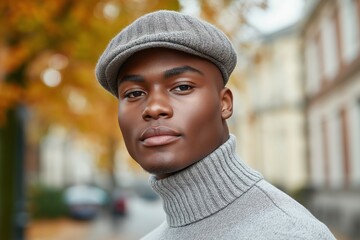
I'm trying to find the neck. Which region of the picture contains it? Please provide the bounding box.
[149,134,263,227]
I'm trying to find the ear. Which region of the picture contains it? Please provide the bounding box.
[220,87,233,120]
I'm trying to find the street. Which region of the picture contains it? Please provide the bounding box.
[89,196,165,240]
[27,196,165,240]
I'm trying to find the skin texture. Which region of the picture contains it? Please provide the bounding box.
[117,48,233,179]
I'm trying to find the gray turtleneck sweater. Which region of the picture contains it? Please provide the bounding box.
[142,135,335,240]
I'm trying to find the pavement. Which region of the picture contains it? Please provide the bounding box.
[26,218,92,240]
[26,196,165,240]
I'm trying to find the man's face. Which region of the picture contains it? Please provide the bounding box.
[117,48,233,179]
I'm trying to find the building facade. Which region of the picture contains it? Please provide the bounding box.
[235,25,307,192]
[302,0,360,237]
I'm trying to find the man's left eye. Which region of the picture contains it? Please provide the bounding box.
[173,85,193,91]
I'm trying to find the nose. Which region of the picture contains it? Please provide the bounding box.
[142,91,173,121]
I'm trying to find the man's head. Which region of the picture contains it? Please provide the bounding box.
[95,10,237,178]
[96,10,237,97]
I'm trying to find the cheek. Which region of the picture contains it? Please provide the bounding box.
[118,102,136,124]
[185,97,221,126]
[118,106,136,141]
[118,116,138,160]
[117,107,125,132]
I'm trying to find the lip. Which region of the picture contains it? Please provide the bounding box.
[140,126,181,147]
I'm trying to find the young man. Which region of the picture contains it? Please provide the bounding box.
[96,10,335,239]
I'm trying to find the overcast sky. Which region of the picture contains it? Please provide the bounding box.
[248,0,305,33]
[180,0,305,34]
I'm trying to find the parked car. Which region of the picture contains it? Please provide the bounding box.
[133,181,159,201]
[63,184,107,220]
[110,189,128,216]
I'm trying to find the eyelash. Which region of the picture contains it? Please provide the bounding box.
[172,84,193,92]
[122,83,194,99]
[124,90,145,99]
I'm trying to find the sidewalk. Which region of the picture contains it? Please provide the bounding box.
[26,218,91,240]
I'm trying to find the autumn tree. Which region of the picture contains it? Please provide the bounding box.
[0,0,267,239]
[0,0,180,239]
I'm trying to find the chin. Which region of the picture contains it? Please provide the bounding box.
[139,160,181,178]
[143,164,174,175]
[135,151,177,170]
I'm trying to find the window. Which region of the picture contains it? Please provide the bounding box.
[320,11,339,80]
[339,107,351,188]
[338,0,360,63]
[305,37,321,95]
[321,118,331,187]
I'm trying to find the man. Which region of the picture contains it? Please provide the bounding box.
[96,10,335,240]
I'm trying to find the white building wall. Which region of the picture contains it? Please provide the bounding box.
[238,34,306,191]
[308,112,325,187]
[254,116,265,171]
[320,8,339,80]
[283,40,303,103]
[68,142,95,184]
[259,58,272,107]
[262,110,307,189]
[285,112,306,189]
[308,73,360,188]
[39,126,98,188]
[327,111,344,188]
[338,0,360,63]
[40,126,67,187]
[270,46,285,104]
[348,76,360,186]
[305,37,321,96]
[262,113,285,186]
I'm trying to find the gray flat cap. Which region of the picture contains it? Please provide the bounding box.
[95,10,237,97]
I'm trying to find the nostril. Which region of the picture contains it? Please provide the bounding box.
[141,97,173,120]
[159,113,169,117]
[143,114,151,120]
[142,112,170,121]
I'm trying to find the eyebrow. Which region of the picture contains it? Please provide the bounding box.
[118,74,144,85]
[164,65,204,78]
[118,65,204,85]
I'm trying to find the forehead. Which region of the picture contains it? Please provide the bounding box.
[123,48,208,72]
[118,48,223,86]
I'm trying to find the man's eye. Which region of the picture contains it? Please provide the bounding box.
[173,85,193,92]
[124,90,145,98]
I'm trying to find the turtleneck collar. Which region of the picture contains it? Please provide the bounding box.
[149,134,263,227]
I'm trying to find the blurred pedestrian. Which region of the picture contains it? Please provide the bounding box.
[95,10,335,240]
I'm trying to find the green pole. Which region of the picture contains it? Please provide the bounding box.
[0,106,26,240]
[0,109,18,240]
[0,64,26,240]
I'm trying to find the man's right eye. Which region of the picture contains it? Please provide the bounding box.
[124,90,145,98]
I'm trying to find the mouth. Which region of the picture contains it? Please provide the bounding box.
[140,126,181,147]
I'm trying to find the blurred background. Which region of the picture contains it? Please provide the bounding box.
[0,0,359,239]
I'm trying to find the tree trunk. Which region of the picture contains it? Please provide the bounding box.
[0,63,26,240]
[0,106,26,240]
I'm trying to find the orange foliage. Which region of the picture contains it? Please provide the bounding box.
[0,0,180,173]
[0,82,23,124]
[0,43,30,74]
[0,0,265,172]
[0,0,180,134]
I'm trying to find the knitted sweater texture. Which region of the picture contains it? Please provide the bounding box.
[141,135,335,240]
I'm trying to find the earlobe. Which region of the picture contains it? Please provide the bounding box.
[221,88,233,119]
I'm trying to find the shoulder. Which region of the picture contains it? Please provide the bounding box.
[140,221,167,240]
[249,180,336,239]
[253,180,314,219]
